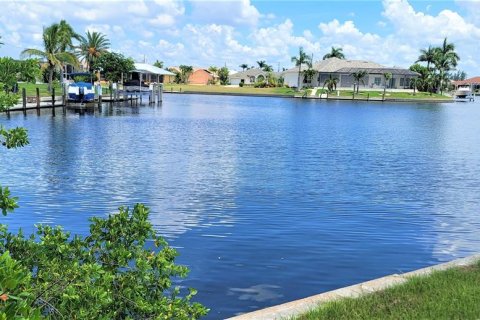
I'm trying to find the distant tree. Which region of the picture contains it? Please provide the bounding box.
[0,58,41,89]
[256,60,267,68]
[93,51,134,83]
[415,38,460,94]
[239,63,248,71]
[410,77,419,95]
[433,38,460,94]
[323,74,338,92]
[323,47,345,60]
[383,72,392,97]
[77,31,110,72]
[291,47,310,90]
[0,58,21,93]
[303,67,316,85]
[417,45,436,71]
[179,65,193,84]
[351,70,368,93]
[409,63,430,92]
[218,67,229,85]
[56,20,82,52]
[262,65,273,72]
[0,35,3,46]
[168,68,182,84]
[449,70,467,81]
[208,66,218,76]
[153,60,164,69]
[22,20,79,91]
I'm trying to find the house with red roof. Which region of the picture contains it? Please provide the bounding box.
[452,77,480,94]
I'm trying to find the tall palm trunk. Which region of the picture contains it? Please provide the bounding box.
[48,66,54,93]
[297,64,301,90]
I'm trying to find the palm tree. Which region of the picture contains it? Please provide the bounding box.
[351,70,368,93]
[22,21,79,92]
[77,31,110,72]
[179,65,193,84]
[263,65,273,72]
[57,20,81,52]
[153,60,164,68]
[417,45,436,70]
[323,47,345,60]
[291,47,310,90]
[411,77,419,95]
[239,63,248,72]
[303,67,316,86]
[433,38,460,94]
[323,75,338,92]
[383,72,392,98]
[208,66,218,75]
[436,38,459,67]
[256,60,267,69]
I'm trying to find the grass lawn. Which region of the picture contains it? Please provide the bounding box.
[294,261,480,320]
[336,90,451,100]
[163,84,299,96]
[16,82,62,97]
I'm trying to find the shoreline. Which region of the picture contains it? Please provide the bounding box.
[2,91,456,113]
[165,90,454,103]
[226,254,480,320]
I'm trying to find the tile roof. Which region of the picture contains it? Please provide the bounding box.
[229,68,282,79]
[335,67,419,76]
[284,57,385,73]
[452,77,480,85]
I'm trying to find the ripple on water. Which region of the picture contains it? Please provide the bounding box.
[1,96,480,319]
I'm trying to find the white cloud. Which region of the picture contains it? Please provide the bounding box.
[454,0,480,23]
[382,0,480,72]
[382,0,480,41]
[154,0,185,16]
[1,0,480,75]
[150,14,176,27]
[190,0,261,26]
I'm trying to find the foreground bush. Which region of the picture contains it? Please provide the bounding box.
[0,204,208,319]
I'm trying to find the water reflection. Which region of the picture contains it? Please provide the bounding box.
[1,96,480,319]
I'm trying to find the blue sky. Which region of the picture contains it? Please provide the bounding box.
[1,0,479,75]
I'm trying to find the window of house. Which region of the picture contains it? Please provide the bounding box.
[374,77,381,86]
[400,78,404,87]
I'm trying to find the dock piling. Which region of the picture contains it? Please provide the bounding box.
[159,84,163,103]
[22,88,27,116]
[51,88,56,117]
[36,88,40,115]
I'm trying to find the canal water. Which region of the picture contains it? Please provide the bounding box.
[1,95,480,319]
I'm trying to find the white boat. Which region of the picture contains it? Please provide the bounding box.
[454,87,474,102]
[68,82,95,102]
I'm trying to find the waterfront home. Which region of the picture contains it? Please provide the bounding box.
[129,63,175,84]
[168,67,216,85]
[229,68,283,86]
[452,77,480,94]
[283,57,418,89]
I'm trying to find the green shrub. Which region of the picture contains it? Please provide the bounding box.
[0,251,42,319]
[0,204,208,319]
[253,81,266,88]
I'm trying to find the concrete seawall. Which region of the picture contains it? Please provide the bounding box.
[227,254,480,320]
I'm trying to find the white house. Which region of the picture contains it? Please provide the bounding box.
[284,58,418,89]
[229,68,283,86]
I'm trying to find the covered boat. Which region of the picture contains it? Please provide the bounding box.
[68,82,95,102]
[454,87,474,102]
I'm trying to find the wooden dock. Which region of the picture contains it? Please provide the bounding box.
[3,84,164,116]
